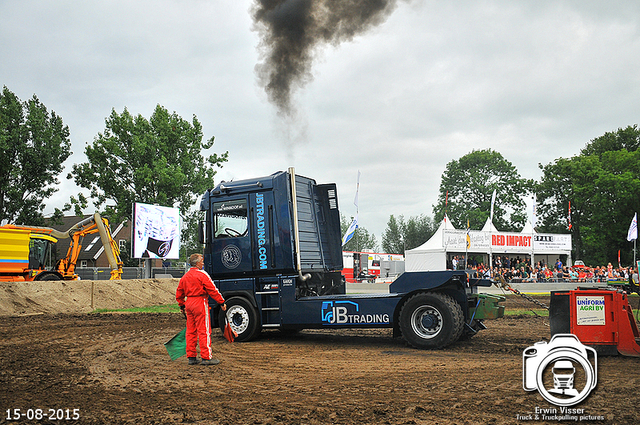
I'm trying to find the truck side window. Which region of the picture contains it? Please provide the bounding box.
[213,199,248,238]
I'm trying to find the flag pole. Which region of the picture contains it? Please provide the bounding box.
[627,212,638,267]
[531,195,536,270]
[465,234,468,271]
[489,189,496,270]
[489,232,493,271]
[445,190,448,222]
[633,212,638,267]
[465,218,470,270]
[355,171,360,253]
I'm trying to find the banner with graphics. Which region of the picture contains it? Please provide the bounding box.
[442,229,571,252]
[132,202,181,259]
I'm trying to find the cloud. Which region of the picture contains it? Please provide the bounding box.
[2,0,640,241]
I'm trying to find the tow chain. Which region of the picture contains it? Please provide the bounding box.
[496,277,549,310]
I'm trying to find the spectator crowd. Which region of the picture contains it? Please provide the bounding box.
[449,255,638,284]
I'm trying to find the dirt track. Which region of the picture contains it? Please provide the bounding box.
[2,299,640,424]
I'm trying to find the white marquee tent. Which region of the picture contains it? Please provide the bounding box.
[405,216,572,272]
[405,215,455,271]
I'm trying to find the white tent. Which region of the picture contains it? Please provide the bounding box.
[520,220,536,234]
[405,215,455,271]
[404,215,571,272]
[481,217,498,232]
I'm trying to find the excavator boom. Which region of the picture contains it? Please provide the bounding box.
[56,213,123,280]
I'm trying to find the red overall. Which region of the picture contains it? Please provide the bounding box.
[176,268,225,360]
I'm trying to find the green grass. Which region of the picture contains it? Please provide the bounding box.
[90,304,180,314]
[92,302,549,317]
[504,308,549,317]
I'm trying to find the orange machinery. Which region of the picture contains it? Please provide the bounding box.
[0,213,123,281]
[550,288,640,357]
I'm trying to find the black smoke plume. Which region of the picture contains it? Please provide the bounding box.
[252,0,400,119]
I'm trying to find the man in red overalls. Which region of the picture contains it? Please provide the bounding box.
[176,253,227,365]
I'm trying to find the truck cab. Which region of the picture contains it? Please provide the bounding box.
[200,168,504,349]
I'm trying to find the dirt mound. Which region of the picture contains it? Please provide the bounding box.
[0,278,180,316]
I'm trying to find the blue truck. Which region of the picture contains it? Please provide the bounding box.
[199,168,504,349]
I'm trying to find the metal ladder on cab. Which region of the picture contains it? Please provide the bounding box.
[256,290,281,328]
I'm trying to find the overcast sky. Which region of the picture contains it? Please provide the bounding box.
[2,0,640,243]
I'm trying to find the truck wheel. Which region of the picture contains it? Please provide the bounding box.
[218,297,260,342]
[36,273,61,281]
[399,292,463,349]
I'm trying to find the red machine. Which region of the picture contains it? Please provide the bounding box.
[550,288,640,357]
[341,251,404,283]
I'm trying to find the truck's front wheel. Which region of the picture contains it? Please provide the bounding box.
[218,297,260,342]
[399,292,463,349]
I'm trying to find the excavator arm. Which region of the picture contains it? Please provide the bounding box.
[56,213,123,280]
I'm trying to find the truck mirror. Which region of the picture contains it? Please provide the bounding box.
[198,221,205,244]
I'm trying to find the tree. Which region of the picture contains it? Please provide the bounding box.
[381,214,437,254]
[432,149,533,231]
[580,124,640,156]
[538,125,640,265]
[117,240,141,268]
[70,105,228,240]
[340,214,378,252]
[381,215,403,254]
[404,214,437,250]
[0,86,71,225]
[180,210,206,262]
[537,155,602,262]
[593,149,640,265]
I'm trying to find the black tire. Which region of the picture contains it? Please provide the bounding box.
[36,273,61,281]
[399,292,464,349]
[218,297,260,342]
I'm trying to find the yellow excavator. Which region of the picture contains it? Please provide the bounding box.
[0,213,123,281]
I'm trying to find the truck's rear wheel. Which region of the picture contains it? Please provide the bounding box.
[218,297,260,342]
[399,292,463,349]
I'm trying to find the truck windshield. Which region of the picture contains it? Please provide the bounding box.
[213,199,248,238]
[29,238,50,269]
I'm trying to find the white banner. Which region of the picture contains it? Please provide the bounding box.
[442,229,571,252]
[576,296,606,325]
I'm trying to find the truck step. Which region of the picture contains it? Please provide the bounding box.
[262,323,280,328]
